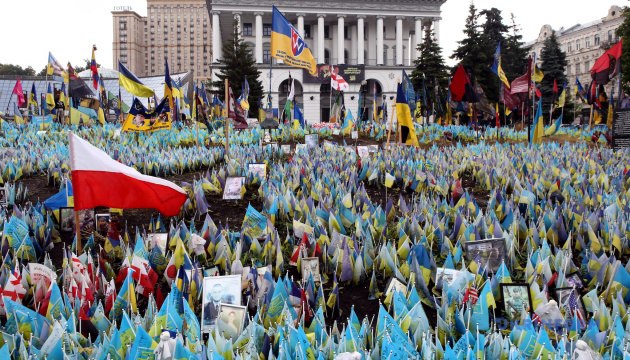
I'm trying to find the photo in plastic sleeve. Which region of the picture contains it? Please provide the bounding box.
[248,163,267,180]
[60,207,75,233]
[305,133,319,148]
[147,233,168,253]
[301,257,321,282]
[78,208,95,233]
[223,176,245,200]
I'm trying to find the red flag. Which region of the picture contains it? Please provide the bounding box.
[510,56,532,94]
[552,79,558,103]
[450,65,479,102]
[227,84,248,129]
[591,39,622,85]
[501,82,520,110]
[69,132,187,217]
[12,77,25,107]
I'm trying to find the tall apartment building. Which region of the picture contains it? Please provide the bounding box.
[207,0,446,123]
[525,6,624,98]
[112,0,212,82]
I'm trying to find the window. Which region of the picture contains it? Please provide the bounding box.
[585,61,590,72]
[324,25,330,39]
[609,30,614,42]
[263,50,271,63]
[304,25,311,38]
[585,37,591,48]
[595,34,600,45]
[243,23,252,36]
[576,39,580,50]
[263,23,272,36]
[344,26,349,39]
[324,49,330,64]
[383,26,386,38]
[344,49,349,62]
[567,65,571,75]
[575,63,580,74]
[567,42,572,52]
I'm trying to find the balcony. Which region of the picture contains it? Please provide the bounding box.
[600,40,620,50]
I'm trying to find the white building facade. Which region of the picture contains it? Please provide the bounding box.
[525,6,624,97]
[207,0,446,123]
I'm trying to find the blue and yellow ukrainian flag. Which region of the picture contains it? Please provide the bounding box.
[271,5,317,75]
[164,57,174,116]
[118,60,155,98]
[395,83,419,148]
[531,99,544,145]
[46,83,55,111]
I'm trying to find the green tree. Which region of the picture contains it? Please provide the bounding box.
[616,7,630,94]
[539,32,568,123]
[0,63,35,76]
[478,7,508,103]
[451,3,488,88]
[502,14,530,84]
[209,21,263,116]
[411,20,448,104]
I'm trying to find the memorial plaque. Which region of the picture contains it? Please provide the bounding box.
[612,108,630,150]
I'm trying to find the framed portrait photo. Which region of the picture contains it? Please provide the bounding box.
[217,303,247,338]
[301,257,320,282]
[60,207,75,233]
[95,213,111,233]
[553,287,586,320]
[351,130,358,139]
[223,176,246,201]
[147,233,168,253]
[201,275,243,332]
[305,133,319,149]
[367,145,379,154]
[500,283,533,321]
[0,186,6,206]
[463,237,507,273]
[77,208,95,233]
[565,272,585,289]
[248,163,267,180]
[384,277,407,297]
[281,144,292,154]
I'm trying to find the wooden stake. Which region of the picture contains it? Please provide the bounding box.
[75,210,82,255]
[225,78,230,158]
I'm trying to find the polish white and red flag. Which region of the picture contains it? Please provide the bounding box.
[69,131,187,217]
[331,73,349,92]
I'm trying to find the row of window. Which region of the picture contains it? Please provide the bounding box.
[150,5,206,13]
[565,30,617,52]
[241,23,371,40]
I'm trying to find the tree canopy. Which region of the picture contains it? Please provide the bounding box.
[0,63,35,76]
[209,21,264,116]
[411,20,448,105]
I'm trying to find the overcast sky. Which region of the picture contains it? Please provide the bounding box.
[0,0,624,71]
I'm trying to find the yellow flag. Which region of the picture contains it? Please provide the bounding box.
[534,66,544,82]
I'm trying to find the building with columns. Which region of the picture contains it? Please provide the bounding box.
[525,6,624,99]
[207,0,446,123]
